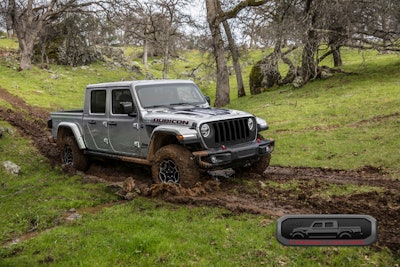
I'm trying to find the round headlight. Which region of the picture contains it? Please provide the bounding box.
[200,124,211,138]
[247,118,255,131]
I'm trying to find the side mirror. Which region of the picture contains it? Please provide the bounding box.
[120,102,137,117]
[205,96,211,105]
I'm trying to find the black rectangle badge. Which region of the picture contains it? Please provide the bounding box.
[276,214,377,246]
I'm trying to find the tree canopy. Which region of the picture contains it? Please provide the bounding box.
[0,0,399,105]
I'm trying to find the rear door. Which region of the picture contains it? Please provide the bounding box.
[83,89,110,151]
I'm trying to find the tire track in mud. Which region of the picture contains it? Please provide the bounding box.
[0,87,60,166]
[0,88,399,252]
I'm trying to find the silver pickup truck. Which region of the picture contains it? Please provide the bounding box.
[48,80,274,187]
[290,220,363,239]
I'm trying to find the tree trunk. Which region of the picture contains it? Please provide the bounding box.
[206,0,230,107]
[6,16,14,38]
[301,36,317,81]
[6,0,15,38]
[9,0,43,70]
[162,45,169,79]
[222,20,245,97]
[301,0,318,82]
[142,38,148,66]
[330,44,342,67]
[18,36,36,70]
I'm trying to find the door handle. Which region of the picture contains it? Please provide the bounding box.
[88,120,96,124]
[108,121,117,126]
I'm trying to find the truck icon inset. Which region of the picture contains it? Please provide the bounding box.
[290,220,363,239]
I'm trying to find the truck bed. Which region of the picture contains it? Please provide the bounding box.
[49,109,84,138]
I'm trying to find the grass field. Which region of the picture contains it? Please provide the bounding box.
[0,37,399,265]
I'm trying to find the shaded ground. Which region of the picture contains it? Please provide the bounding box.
[0,87,399,253]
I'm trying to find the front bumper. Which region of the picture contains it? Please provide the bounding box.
[192,138,275,169]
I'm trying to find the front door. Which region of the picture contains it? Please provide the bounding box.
[107,88,140,156]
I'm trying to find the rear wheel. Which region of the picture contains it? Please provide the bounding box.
[60,136,89,171]
[339,232,352,239]
[152,144,200,187]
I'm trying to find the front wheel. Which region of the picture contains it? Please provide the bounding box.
[291,232,305,239]
[235,134,271,175]
[59,136,89,171]
[151,144,200,188]
[252,153,271,174]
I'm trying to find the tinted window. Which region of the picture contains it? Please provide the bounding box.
[313,223,323,228]
[90,90,106,114]
[112,89,133,114]
[325,222,334,228]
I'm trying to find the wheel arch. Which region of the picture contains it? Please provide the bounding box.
[147,125,200,161]
[56,122,86,149]
[338,231,352,238]
[147,132,180,161]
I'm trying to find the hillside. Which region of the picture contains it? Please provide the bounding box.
[0,38,399,265]
[1,38,399,173]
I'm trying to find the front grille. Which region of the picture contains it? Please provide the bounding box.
[202,118,256,148]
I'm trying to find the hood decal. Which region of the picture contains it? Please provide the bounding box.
[152,118,189,125]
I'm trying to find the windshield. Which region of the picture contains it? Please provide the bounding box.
[136,83,207,108]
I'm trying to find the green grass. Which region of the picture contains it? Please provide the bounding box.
[0,122,118,243]
[227,52,400,172]
[1,198,396,266]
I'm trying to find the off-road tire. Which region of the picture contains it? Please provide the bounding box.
[252,153,271,174]
[152,144,200,188]
[60,136,89,171]
[235,134,271,175]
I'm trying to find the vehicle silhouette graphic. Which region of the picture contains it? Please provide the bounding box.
[290,220,363,239]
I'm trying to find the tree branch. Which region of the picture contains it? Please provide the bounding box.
[219,0,268,21]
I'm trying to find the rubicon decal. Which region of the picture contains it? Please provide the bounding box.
[276,214,377,246]
[153,118,189,125]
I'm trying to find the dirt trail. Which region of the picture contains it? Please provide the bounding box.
[0,88,399,252]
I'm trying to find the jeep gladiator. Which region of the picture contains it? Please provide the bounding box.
[290,220,363,239]
[48,80,274,187]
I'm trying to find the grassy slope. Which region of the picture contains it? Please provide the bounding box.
[229,51,400,171]
[0,38,399,265]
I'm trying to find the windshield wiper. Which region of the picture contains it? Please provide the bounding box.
[146,104,170,109]
[146,102,206,109]
[169,102,194,106]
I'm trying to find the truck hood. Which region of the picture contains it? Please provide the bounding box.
[142,107,252,127]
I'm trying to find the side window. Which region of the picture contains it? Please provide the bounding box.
[325,222,334,228]
[313,222,323,228]
[112,89,133,114]
[90,90,106,114]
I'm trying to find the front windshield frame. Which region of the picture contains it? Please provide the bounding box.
[135,83,207,109]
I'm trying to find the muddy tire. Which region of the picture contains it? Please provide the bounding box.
[235,134,271,175]
[152,144,200,188]
[252,153,271,174]
[60,136,89,171]
[252,134,271,174]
